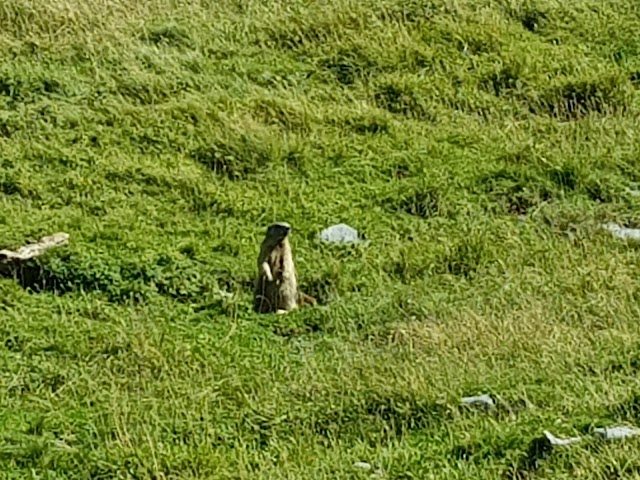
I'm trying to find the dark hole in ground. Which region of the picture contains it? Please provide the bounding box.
[529,77,628,119]
[602,462,640,479]
[0,173,23,196]
[267,21,334,50]
[434,237,493,278]
[252,99,309,132]
[373,83,433,119]
[308,394,452,444]
[393,163,411,179]
[392,187,444,218]
[482,65,521,97]
[506,436,555,479]
[384,256,424,283]
[605,353,640,374]
[547,165,581,191]
[5,254,253,305]
[5,259,153,302]
[0,118,19,138]
[142,24,193,48]
[0,76,66,103]
[584,180,617,203]
[545,164,619,202]
[451,439,513,463]
[3,334,23,352]
[481,167,555,215]
[190,137,272,181]
[216,271,254,293]
[519,9,548,33]
[268,316,323,338]
[608,393,640,422]
[320,48,378,86]
[115,80,166,105]
[339,115,390,135]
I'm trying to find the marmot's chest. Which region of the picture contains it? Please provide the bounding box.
[268,251,286,279]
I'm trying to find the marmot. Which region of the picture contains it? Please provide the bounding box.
[253,222,316,314]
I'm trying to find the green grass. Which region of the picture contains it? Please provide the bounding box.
[3,0,640,477]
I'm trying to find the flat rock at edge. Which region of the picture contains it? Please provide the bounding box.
[603,223,640,241]
[543,430,582,446]
[461,394,495,409]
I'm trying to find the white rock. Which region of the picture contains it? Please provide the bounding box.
[602,223,640,241]
[320,224,363,244]
[542,430,582,446]
[353,461,372,471]
[594,425,640,440]
[461,394,495,409]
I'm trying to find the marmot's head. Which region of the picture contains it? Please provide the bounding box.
[263,222,291,245]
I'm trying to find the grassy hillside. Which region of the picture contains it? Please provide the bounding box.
[3,0,640,477]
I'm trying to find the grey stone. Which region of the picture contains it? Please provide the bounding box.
[353,461,372,471]
[542,430,582,446]
[603,223,640,241]
[319,224,363,244]
[594,426,640,441]
[461,394,495,409]
[216,288,233,298]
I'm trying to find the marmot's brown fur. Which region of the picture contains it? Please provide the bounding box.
[253,222,316,314]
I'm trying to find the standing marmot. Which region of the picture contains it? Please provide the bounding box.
[253,222,316,314]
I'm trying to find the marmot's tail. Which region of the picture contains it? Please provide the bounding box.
[298,291,317,306]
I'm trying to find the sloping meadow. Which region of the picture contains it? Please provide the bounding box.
[2,0,640,478]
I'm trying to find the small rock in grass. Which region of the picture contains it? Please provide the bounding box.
[602,223,640,241]
[319,224,363,244]
[594,425,640,441]
[353,461,372,471]
[216,288,233,298]
[461,394,495,410]
[542,430,582,446]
